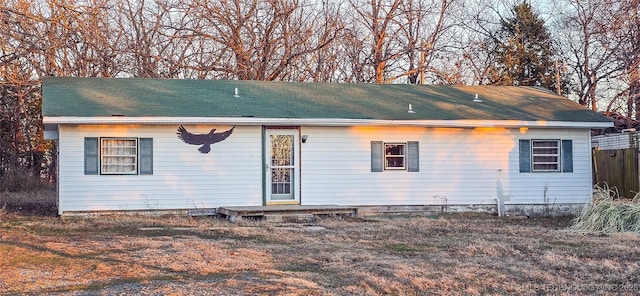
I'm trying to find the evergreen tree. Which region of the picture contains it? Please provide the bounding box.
[489,2,557,91]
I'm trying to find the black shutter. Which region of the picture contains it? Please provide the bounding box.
[84,137,99,175]
[371,141,383,172]
[139,138,153,175]
[407,141,419,172]
[562,140,573,173]
[519,139,531,173]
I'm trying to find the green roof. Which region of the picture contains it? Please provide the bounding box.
[42,77,610,122]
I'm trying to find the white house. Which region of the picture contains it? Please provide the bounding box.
[42,77,612,216]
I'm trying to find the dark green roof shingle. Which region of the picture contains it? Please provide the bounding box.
[42,77,610,122]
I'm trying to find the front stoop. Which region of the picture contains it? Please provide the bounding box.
[264,214,315,223]
[217,205,357,222]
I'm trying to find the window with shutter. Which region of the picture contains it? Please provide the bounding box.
[84,137,153,175]
[520,139,573,173]
[371,141,419,172]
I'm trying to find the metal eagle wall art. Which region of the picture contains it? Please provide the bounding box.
[177,125,235,154]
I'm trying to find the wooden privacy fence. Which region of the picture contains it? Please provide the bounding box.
[593,148,639,198]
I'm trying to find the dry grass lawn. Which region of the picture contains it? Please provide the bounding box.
[1,191,640,295]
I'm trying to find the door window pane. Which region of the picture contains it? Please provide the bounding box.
[271,168,292,196]
[270,135,293,166]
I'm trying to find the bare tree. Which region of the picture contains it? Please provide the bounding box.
[1,1,49,189]
[0,0,47,188]
[284,1,345,82]
[393,0,459,84]
[345,0,402,83]
[118,0,178,78]
[616,0,640,118]
[0,68,44,190]
[179,0,338,81]
[555,0,627,112]
[455,0,508,85]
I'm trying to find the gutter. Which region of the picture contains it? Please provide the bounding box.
[43,116,614,130]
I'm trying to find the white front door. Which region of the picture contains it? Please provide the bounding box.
[265,129,300,204]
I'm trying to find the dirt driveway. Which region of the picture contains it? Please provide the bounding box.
[1,209,640,295]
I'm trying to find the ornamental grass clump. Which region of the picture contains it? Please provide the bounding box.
[570,184,640,233]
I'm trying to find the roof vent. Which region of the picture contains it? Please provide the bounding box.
[407,104,415,113]
[473,93,482,103]
[234,87,240,98]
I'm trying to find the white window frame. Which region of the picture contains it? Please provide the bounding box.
[531,139,560,172]
[100,138,138,175]
[384,142,406,170]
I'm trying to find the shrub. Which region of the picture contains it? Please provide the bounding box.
[570,184,640,233]
[0,167,52,192]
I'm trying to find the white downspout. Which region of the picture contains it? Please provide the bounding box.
[496,173,505,217]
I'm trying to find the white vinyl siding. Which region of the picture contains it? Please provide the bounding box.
[57,124,594,214]
[300,126,593,206]
[58,125,262,214]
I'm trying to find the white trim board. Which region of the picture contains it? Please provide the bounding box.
[44,116,613,129]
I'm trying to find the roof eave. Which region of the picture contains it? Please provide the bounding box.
[43,116,614,130]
